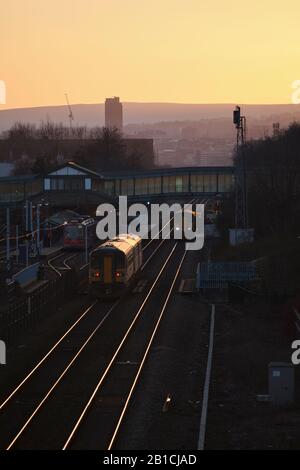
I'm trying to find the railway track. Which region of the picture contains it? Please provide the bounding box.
[47,251,82,277]
[0,239,180,449]
[65,244,187,450]
[1,241,184,449]
[0,198,205,449]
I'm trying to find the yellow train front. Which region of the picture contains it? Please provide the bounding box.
[89,234,143,298]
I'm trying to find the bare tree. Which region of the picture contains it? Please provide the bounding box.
[235,122,300,236]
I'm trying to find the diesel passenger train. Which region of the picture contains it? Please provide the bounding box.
[89,234,143,297]
[63,216,96,250]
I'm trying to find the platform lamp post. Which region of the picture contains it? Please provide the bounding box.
[30,201,33,235]
[16,225,19,265]
[25,201,29,267]
[85,224,88,265]
[36,203,40,256]
[45,201,52,249]
[25,200,28,233]
[6,207,10,273]
[39,198,48,251]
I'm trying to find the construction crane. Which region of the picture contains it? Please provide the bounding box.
[65,93,74,130]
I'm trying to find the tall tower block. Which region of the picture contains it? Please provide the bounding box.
[105,96,123,132]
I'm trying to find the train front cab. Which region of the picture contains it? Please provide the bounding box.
[63,218,96,250]
[89,249,127,297]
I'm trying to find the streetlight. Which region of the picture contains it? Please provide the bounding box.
[16,225,19,265]
[85,224,88,265]
[6,207,10,270]
[36,203,40,255]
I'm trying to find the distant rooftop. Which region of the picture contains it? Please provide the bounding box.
[0,173,38,182]
[0,162,14,177]
[101,165,234,179]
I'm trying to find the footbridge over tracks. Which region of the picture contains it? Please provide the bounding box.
[0,162,234,208]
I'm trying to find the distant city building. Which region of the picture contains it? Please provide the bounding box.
[105,96,123,132]
[181,126,198,140]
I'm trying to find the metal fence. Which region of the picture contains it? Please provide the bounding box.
[0,268,87,345]
[13,262,40,287]
[196,262,258,289]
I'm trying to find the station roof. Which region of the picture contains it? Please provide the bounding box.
[46,161,105,178]
[44,161,234,180]
[0,161,234,184]
[41,209,81,227]
[100,165,234,179]
[0,173,39,183]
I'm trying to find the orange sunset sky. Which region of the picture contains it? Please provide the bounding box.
[1,0,300,109]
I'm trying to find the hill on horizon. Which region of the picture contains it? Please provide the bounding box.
[1,102,300,133]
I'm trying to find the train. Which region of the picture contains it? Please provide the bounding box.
[89,234,143,298]
[63,216,96,250]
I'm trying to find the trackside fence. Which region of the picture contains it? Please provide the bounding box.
[0,268,88,345]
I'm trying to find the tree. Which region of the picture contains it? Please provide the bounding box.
[8,122,36,140]
[31,154,57,174]
[6,122,149,174]
[12,154,33,175]
[235,122,300,237]
[86,127,127,171]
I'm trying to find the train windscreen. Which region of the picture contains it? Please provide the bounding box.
[90,253,100,269]
[90,251,125,270]
[115,253,125,268]
[65,225,83,239]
